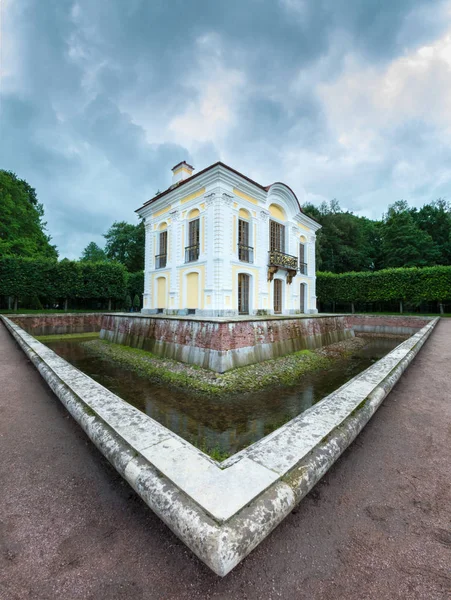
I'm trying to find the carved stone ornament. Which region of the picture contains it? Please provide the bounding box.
[291,226,298,236]
[222,193,234,206]
[169,209,179,221]
[260,210,270,222]
[286,269,297,285]
[204,192,216,206]
[267,266,278,282]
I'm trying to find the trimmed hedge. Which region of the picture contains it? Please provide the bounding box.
[0,256,128,307]
[317,266,451,303]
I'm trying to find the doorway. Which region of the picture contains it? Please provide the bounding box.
[274,279,282,314]
[300,282,306,313]
[238,273,250,315]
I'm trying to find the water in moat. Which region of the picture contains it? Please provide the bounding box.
[45,336,402,457]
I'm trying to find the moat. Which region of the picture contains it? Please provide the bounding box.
[44,335,402,457]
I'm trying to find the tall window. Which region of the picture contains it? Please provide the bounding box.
[274,279,282,314]
[238,219,252,262]
[270,220,285,252]
[299,243,307,274]
[186,218,200,262]
[156,230,167,269]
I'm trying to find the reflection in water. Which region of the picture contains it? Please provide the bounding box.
[45,337,402,455]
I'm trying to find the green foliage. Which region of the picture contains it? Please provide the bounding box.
[0,170,57,259]
[381,201,440,268]
[133,294,141,309]
[80,242,107,262]
[317,266,451,303]
[0,256,56,300]
[124,294,132,311]
[127,270,144,299]
[303,197,451,273]
[0,257,127,306]
[79,262,127,300]
[303,200,379,272]
[104,220,144,272]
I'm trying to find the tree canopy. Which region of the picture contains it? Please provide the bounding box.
[103,220,144,272]
[303,198,451,273]
[0,170,57,259]
[80,242,108,262]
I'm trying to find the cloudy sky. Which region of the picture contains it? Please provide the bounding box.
[2,0,451,258]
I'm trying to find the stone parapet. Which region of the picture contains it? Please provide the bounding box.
[100,314,354,372]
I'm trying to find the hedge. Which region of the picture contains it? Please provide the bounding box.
[317,266,451,303]
[0,256,128,308]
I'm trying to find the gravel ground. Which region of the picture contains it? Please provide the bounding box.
[0,320,450,599]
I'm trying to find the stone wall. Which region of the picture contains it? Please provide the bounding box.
[100,314,354,372]
[11,313,103,336]
[344,314,431,336]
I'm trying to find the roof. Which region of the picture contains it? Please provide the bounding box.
[135,161,310,217]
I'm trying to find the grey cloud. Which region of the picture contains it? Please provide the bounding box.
[1,0,451,257]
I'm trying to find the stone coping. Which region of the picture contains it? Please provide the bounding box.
[1,315,438,576]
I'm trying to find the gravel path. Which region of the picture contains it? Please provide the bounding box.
[0,320,450,599]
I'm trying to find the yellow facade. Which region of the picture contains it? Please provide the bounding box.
[269,204,285,221]
[156,276,168,308]
[178,265,206,309]
[233,188,259,205]
[186,272,199,309]
[152,205,172,218]
[180,187,206,204]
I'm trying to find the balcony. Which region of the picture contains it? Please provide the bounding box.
[238,244,254,263]
[268,250,298,270]
[299,262,308,275]
[185,244,200,263]
[155,254,167,269]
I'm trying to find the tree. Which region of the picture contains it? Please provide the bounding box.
[104,220,144,272]
[80,242,107,262]
[0,170,57,259]
[133,294,141,311]
[124,294,132,311]
[412,199,451,265]
[302,200,378,273]
[381,201,440,268]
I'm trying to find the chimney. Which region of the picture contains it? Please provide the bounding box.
[172,161,194,185]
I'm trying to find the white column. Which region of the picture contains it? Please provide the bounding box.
[143,220,153,310]
[309,234,318,313]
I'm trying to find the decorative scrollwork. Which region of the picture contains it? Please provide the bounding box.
[268,250,298,270]
[204,192,216,206]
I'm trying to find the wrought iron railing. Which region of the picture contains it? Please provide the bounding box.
[268,250,298,270]
[299,262,308,275]
[185,244,200,263]
[238,244,254,263]
[155,254,167,269]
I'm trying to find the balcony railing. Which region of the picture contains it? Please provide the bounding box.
[238,244,254,263]
[299,262,308,275]
[185,244,200,263]
[268,250,298,270]
[155,254,167,269]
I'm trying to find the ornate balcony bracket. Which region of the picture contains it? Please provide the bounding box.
[286,269,297,285]
[267,266,278,282]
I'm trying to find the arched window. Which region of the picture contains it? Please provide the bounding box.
[269,205,286,253]
[186,209,200,262]
[156,222,167,269]
[238,208,253,263]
